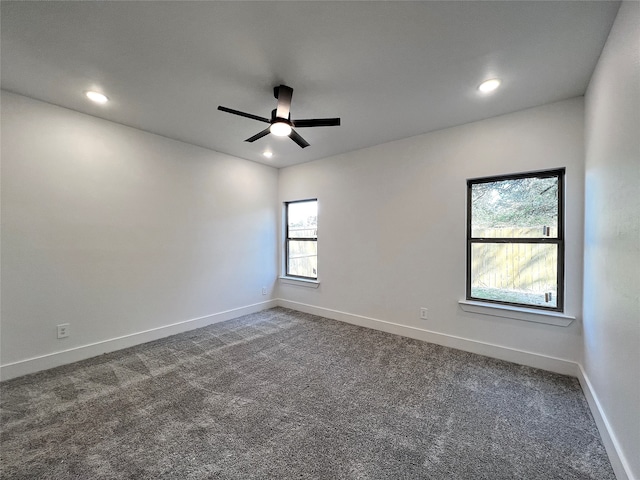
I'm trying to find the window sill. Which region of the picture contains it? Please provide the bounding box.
[458,300,575,327]
[279,276,320,288]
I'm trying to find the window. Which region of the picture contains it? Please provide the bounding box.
[467,169,564,311]
[285,199,318,280]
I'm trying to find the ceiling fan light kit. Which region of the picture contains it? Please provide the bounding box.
[270,121,292,137]
[218,85,340,149]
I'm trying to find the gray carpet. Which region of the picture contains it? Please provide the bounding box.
[1,307,615,479]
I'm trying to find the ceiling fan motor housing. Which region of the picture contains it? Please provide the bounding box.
[270,108,291,124]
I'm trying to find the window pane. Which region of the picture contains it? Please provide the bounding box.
[471,176,558,238]
[470,243,558,308]
[288,240,317,278]
[288,201,317,239]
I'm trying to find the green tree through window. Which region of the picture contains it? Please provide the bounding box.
[467,169,565,311]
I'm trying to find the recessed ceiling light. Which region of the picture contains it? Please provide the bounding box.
[85,91,109,104]
[270,122,292,137]
[478,78,501,93]
[263,151,273,158]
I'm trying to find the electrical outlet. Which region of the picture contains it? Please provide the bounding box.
[262,286,267,295]
[420,308,428,320]
[57,323,70,339]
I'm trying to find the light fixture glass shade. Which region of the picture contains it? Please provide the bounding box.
[478,79,501,93]
[85,91,109,104]
[270,122,292,137]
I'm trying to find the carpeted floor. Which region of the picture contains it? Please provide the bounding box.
[1,307,615,479]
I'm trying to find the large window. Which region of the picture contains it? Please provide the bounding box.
[285,199,318,279]
[467,169,564,311]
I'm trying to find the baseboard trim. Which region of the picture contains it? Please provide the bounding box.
[276,299,578,376]
[577,365,635,480]
[0,300,278,382]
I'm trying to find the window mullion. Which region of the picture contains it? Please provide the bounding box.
[470,238,562,244]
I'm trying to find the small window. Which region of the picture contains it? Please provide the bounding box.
[467,169,564,311]
[285,199,318,279]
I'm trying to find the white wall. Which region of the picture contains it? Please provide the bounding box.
[583,2,640,479]
[278,98,585,368]
[1,91,279,377]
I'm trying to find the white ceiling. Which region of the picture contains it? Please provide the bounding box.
[1,1,620,168]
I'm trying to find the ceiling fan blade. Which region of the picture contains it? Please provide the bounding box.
[293,118,341,128]
[218,106,270,123]
[245,127,271,143]
[275,85,293,120]
[289,128,310,148]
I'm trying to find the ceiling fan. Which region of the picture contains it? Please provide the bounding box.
[218,85,340,148]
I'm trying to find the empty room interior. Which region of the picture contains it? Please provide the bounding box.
[1,1,638,479]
